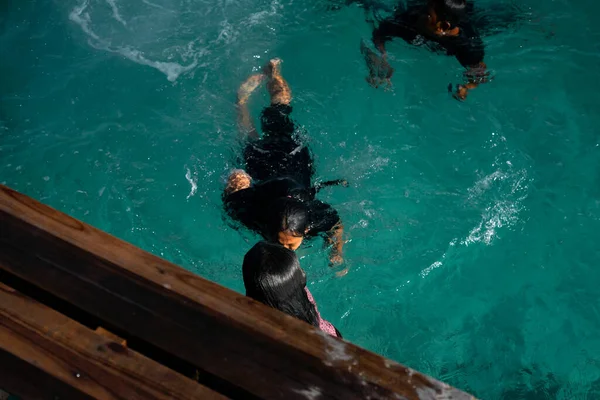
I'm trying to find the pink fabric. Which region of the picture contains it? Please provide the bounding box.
[304,287,338,337]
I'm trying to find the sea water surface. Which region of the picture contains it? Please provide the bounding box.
[2,0,600,398]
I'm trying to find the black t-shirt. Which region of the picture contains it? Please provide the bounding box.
[373,3,485,68]
[224,177,340,238]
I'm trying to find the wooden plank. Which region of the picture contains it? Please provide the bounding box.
[95,326,127,346]
[0,184,476,400]
[0,282,227,400]
[0,348,95,400]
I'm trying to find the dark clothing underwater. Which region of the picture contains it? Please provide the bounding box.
[243,104,313,188]
[372,1,484,67]
[224,177,340,238]
[225,104,341,239]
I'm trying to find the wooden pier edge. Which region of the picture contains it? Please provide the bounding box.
[0,281,226,400]
[0,185,476,400]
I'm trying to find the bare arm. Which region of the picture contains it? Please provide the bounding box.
[327,221,344,266]
[452,31,487,100]
[236,74,264,139]
[454,62,488,101]
[372,26,388,56]
[362,20,398,88]
[236,102,258,140]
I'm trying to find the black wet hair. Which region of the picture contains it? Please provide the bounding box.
[267,197,310,238]
[430,0,466,24]
[243,241,320,328]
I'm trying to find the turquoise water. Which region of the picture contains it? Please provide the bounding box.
[2,0,600,398]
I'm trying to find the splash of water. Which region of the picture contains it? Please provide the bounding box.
[420,132,530,279]
[462,167,528,246]
[185,167,197,199]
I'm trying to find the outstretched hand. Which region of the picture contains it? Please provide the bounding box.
[361,41,394,89]
[366,57,394,89]
[329,254,349,277]
[448,83,477,101]
[451,63,488,101]
[329,253,344,267]
[453,84,469,101]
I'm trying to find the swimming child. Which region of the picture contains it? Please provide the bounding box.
[243,241,342,338]
[364,0,488,100]
[224,59,346,266]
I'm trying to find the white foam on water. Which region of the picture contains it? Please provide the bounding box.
[462,166,528,246]
[420,158,529,278]
[141,0,175,12]
[467,169,506,198]
[420,261,443,278]
[69,1,197,82]
[106,0,127,26]
[246,0,281,26]
[109,46,197,82]
[419,240,457,278]
[458,130,530,249]
[69,1,101,41]
[185,168,197,199]
[247,10,271,25]
[461,199,522,246]
[216,20,238,44]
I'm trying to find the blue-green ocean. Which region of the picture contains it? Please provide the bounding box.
[2,0,600,398]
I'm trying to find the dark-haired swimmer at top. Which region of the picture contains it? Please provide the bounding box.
[224,59,346,267]
[364,0,488,100]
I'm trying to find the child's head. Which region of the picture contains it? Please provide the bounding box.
[267,197,310,250]
[243,241,319,327]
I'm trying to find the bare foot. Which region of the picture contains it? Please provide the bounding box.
[237,74,265,105]
[264,58,291,105]
[263,58,282,78]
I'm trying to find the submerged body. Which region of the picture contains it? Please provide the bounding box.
[366,0,492,99]
[224,59,345,265]
[373,1,485,68]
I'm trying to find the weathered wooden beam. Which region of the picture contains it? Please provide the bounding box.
[0,348,94,400]
[0,185,476,400]
[0,282,226,400]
